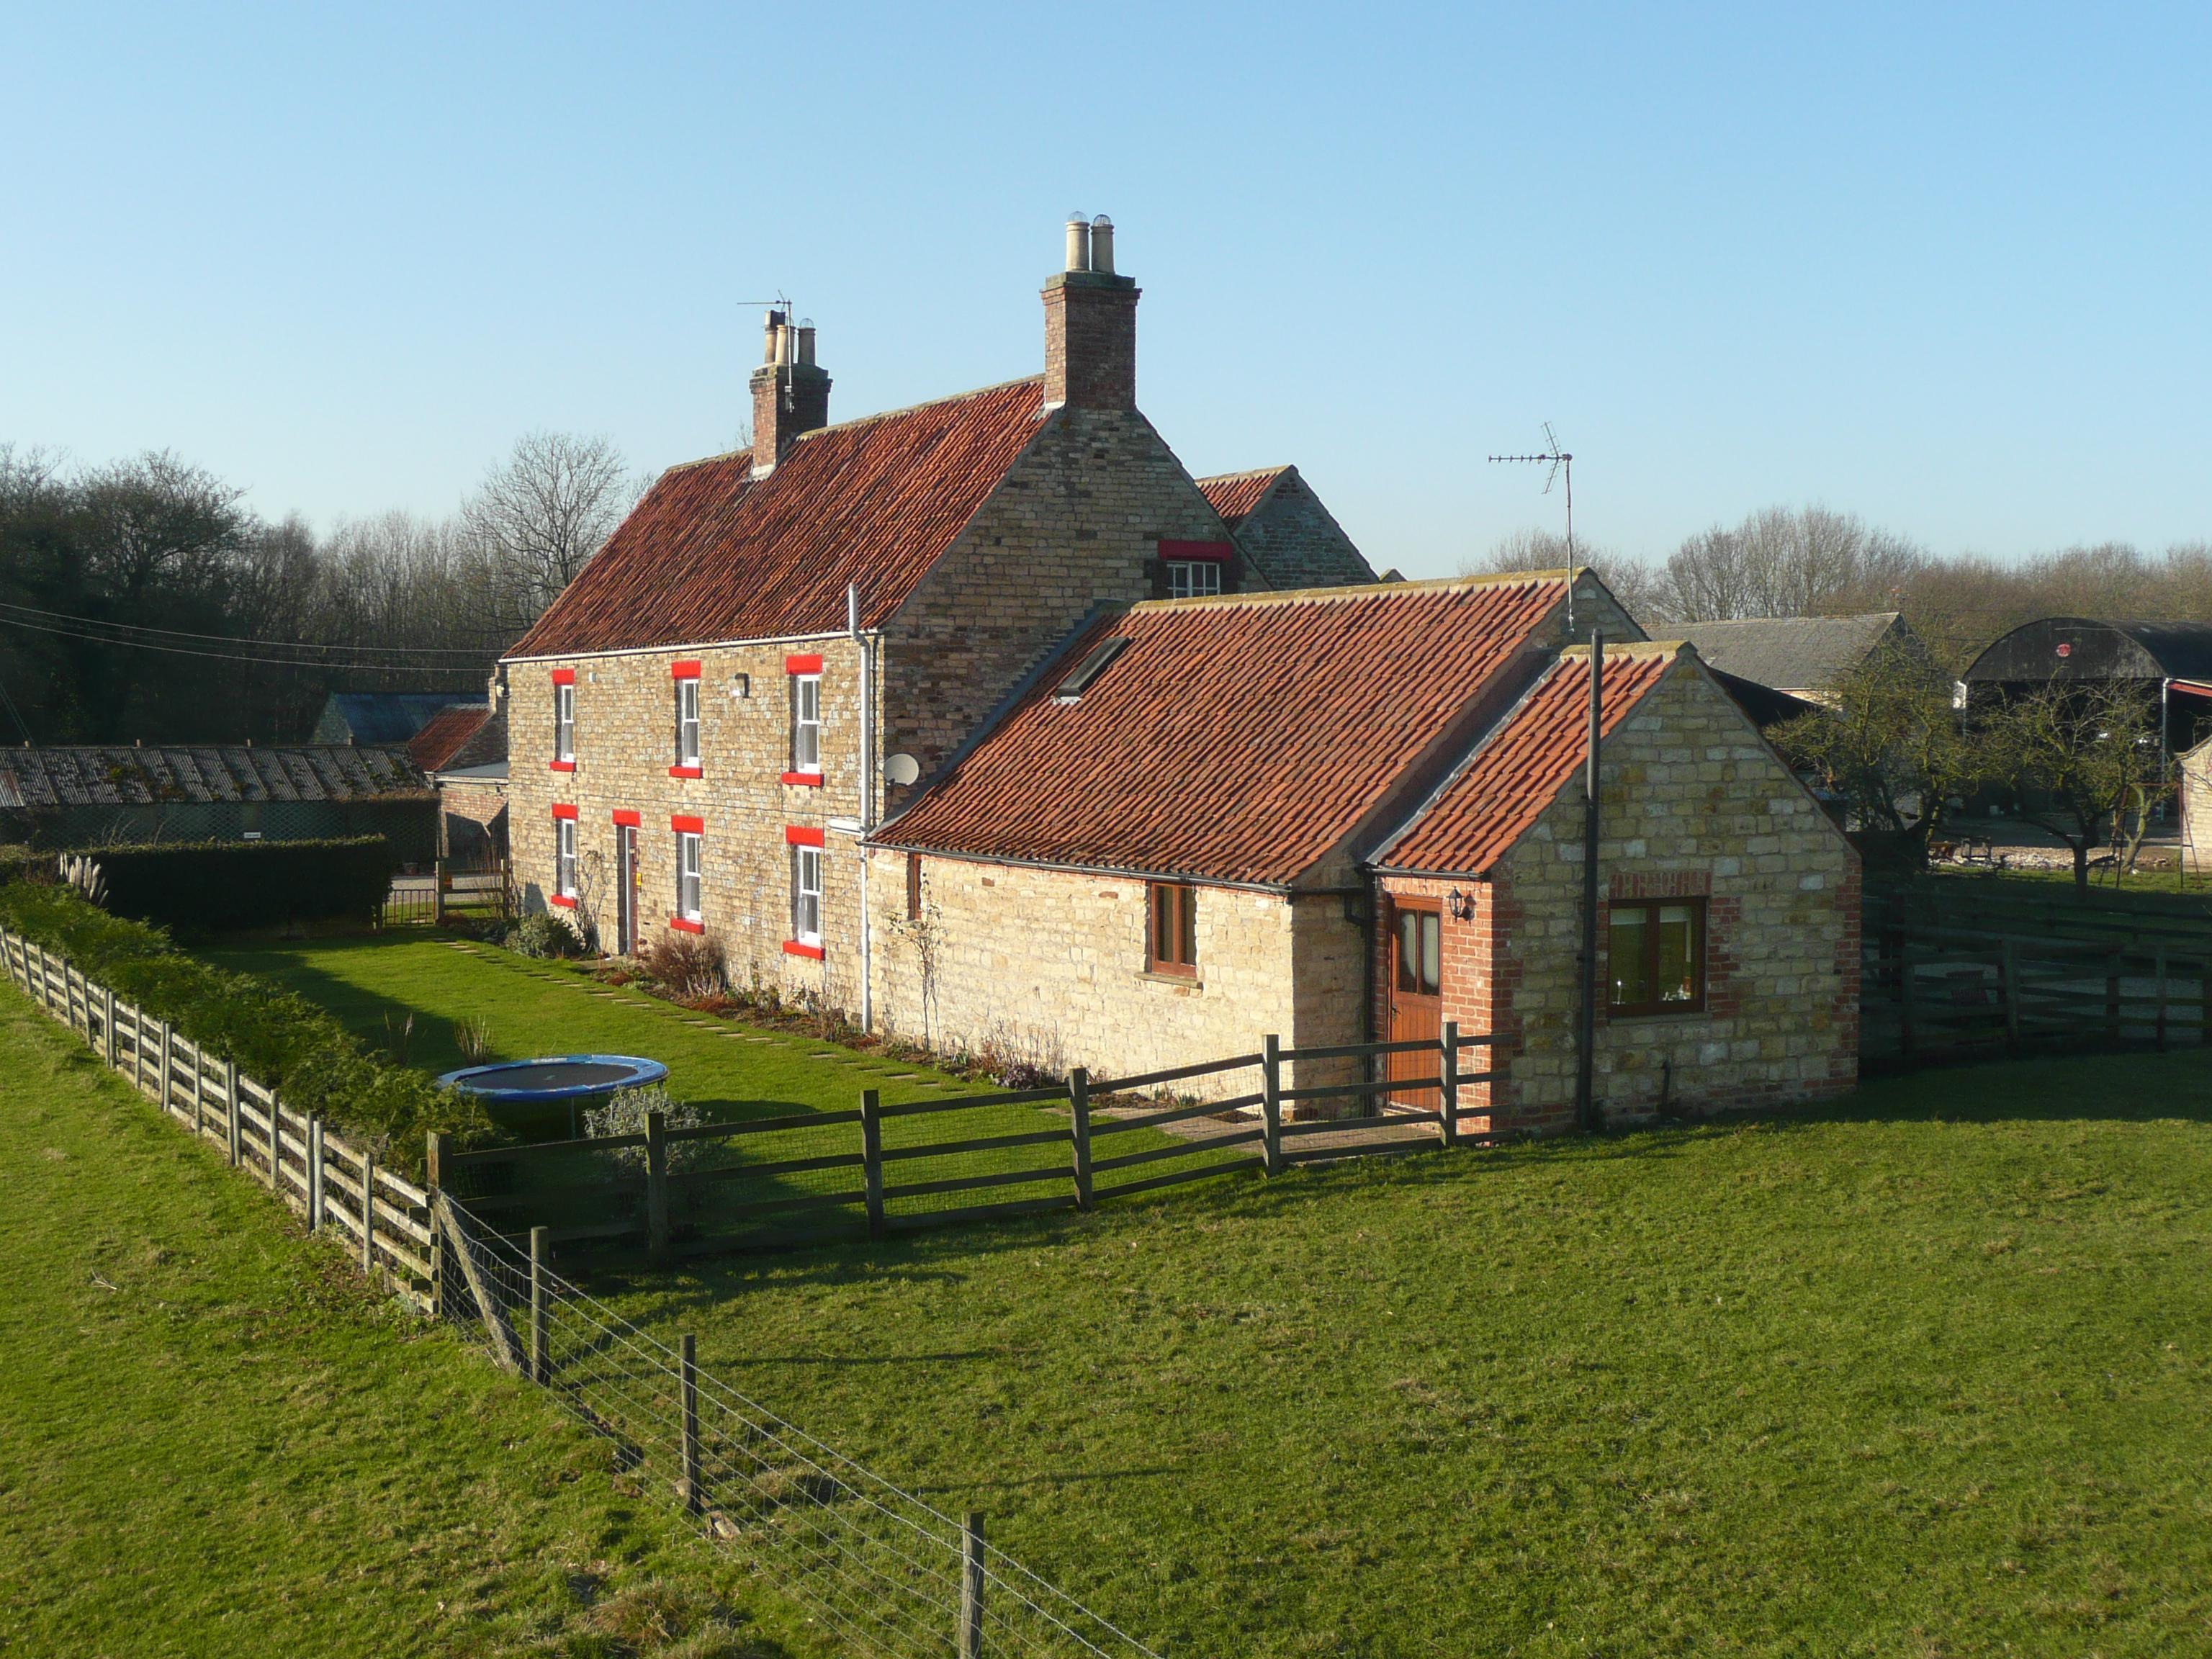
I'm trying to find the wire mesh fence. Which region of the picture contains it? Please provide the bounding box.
[433,1193,1165,1659]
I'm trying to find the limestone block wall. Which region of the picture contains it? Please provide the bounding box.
[867,851,1318,1097]
[2183,744,2212,874]
[881,405,1233,793]
[505,639,877,1007]
[1377,662,1858,1133]
[1231,469,1375,589]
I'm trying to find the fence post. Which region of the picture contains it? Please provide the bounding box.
[679,1332,701,1514]
[2000,942,2022,1055]
[1261,1033,1283,1177]
[642,1110,672,1258]
[2106,948,2123,1046]
[102,986,118,1070]
[960,1511,986,1659]
[427,1131,454,1318]
[359,1149,378,1275]
[156,1020,173,1120]
[2155,948,2169,1052]
[307,1117,325,1232]
[1439,1020,1460,1148]
[262,1096,282,1190]
[224,1060,242,1168]
[860,1089,886,1239]
[1069,1067,1092,1211]
[529,1226,550,1385]
[434,858,447,927]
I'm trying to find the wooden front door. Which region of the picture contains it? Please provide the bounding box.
[1387,902,1442,1107]
[615,825,638,956]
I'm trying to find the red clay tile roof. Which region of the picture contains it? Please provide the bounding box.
[406,703,492,772]
[1377,647,1677,876]
[1195,466,1290,526]
[507,378,1046,658]
[877,576,1572,886]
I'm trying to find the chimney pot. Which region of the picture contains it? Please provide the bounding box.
[1089,215,1114,275]
[760,307,785,364]
[1064,213,1092,273]
[1043,212,1138,413]
[750,308,832,478]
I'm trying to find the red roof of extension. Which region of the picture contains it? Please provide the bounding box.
[1195,466,1290,526]
[507,378,1046,658]
[878,576,1572,888]
[1377,646,1678,877]
[405,703,492,772]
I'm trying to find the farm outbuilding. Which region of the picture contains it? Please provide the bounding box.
[1964,616,2212,760]
[0,743,439,861]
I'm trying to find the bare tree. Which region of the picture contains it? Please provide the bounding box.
[1655,505,1925,624]
[462,432,639,631]
[1460,528,1667,626]
[1978,678,2167,893]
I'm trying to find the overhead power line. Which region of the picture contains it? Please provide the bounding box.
[0,598,499,657]
[0,612,495,673]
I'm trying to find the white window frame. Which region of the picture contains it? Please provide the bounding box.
[675,677,701,768]
[675,830,703,922]
[554,683,576,762]
[555,817,577,898]
[791,673,822,775]
[1166,559,1224,600]
[792,844,823,946]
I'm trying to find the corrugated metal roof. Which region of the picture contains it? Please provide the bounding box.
[1671,613,1905,693]
[507,378,1047,658]
[0,745,431,809]
[875,576,1571,887]
[1195,466,1289,526]
[1376,648,1676,876]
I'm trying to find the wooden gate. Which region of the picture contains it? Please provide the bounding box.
[1387,902,1442,1106]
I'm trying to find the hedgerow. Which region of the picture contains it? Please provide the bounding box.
[0,882,490,1170]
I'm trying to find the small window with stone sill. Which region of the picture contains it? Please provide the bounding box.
[1146,881,1197,977]
[1608,899,1706,1015]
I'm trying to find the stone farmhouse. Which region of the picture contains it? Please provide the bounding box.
[502,217,1859,1129]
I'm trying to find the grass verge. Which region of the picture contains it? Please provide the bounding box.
[0,978,821,1659]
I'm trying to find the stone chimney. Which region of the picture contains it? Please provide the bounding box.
[1043,213,1138,413]
[750,310,831,478]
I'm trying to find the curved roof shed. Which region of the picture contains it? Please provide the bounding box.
[1964,618,2212,688]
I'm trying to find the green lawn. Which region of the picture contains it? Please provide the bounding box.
[0,978,819,1659]
[202,932,2212,1654]
[596,1053,2212,1659]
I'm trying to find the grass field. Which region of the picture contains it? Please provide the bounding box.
[0,978,818,1659]
[200,931,2212,1654]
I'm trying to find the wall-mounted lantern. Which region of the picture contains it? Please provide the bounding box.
[1447,889,1476,922]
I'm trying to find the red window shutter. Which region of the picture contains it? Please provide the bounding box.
[670,814,705,833]
[551,803,579,820]
[784,824,825,848]
[672,660,702,679]
[785,652,824,674]
[550,667,577,685]
[611,809,641,827]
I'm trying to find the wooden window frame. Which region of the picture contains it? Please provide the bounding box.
[1146,881,1197,977]
[790,673,822,776]
[905,853,923,922]
[553,681,575,765]
[1166,559,1224,600]
[1606,897,1708,1016]
[673,675,701,770]
[791,843,824,947]
[675,830,703,923]
[554,816,577,901]
[1393,904,1441,997]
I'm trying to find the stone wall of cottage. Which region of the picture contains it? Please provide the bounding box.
[2183,742,2212,873]
[881,405,1233,793]
[1231,469,1376,590]
[436,779,508,869]
[866,851,1355,1097]
[1376,660,1859,1133]
[505,639,878,1007]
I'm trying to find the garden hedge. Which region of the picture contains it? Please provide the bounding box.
[63,837,397,932]
[0,882,490,1169]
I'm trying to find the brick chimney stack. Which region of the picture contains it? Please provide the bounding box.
[750,310,831,478]
[1043,213,1138,413]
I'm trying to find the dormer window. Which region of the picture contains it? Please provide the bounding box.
[1155,539,1234,601]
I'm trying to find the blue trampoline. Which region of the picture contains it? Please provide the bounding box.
[438,1053,668,1138]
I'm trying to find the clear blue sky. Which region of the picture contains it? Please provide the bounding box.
[5,3,2207,578]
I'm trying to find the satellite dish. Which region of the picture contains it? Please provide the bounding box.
[884,752,921,787]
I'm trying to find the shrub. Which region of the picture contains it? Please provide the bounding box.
[505,909,584,958]
[0,882,491,1171]
[46,837,397,932]
[637,929,727,1001]
[581,1083,721,1171]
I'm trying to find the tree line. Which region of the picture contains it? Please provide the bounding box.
[0,435,638,745]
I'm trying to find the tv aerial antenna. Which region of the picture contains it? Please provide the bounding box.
[1488,423,1579,629]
